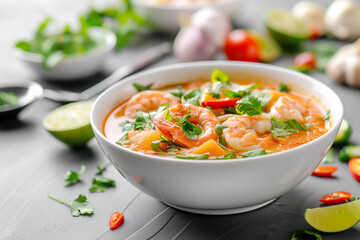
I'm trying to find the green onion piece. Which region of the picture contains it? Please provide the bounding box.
[211,69,229,83]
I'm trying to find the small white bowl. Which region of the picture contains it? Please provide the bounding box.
[132,0,243,34]
[91,61,343,215]
[14,27,116,81]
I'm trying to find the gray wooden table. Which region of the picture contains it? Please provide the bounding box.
[1,0,360,239]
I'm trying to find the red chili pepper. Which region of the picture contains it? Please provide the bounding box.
[109,212,124,230]
[319,191,352,205]
[293,51,317,70]
[201,98,241,109]
[311,166,337,177]
[349,158,360,182]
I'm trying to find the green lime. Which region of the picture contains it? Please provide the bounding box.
[305,200,360,232]
[265,9,310,49]
[43,101,94,147]
[333,119,352,145]
[248,30,281,62]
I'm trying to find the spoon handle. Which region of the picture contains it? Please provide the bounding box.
[44,42,172,103]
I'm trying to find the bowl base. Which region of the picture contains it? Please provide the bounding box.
[164,198,276,215]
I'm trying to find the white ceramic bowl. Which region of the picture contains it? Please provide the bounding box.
[132,0,242,34]
[91,61,343,215]
[14,27,116,81]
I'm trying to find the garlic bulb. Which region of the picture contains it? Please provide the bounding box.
[292,1,326,37]
[325,0,360,40]
[326,40,360,87]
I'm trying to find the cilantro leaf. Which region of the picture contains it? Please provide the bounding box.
[48,194,94,217]
[215,152,236,160]
[116,133,131,147]
[291,230,322,240]
[151,139,180,152]
[181,89,202,106]
[279,83,289,92]
[64,165,86,187]
[323,110,330,121]
[236,96,263,116]
[133,83,153,92]
[89,175,116,193]
[224,83,260,98]
[165,108,202,140]
[241,148,267,158]
[95,164,108,175]
[270,117,312,138]
[211,69,229,83]
[215,124,228,136]
[170,86,186,98]
[250,90,272,108]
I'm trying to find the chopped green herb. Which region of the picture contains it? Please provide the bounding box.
[291,230,322,240]
[323,110,330,121]
[133,83,153,92]
[205,106,218,116]
[176,153,209,160]
[89,175,116,193]
[236,96,263,116]
[270,117,311,138]
[241,148,267,158]
[250,90,272,108]
[211,69,229,83]
[64,165,86,187]
[321,148,335,164]
[116,133,130,147]
[95,164,108,175]
[208,89,221,99]
[224,83,260,98]
[170,86,186,98]
[48,194,94,217]
[151,139,180,152]
[0,91,18,109]
[279,83,289,92]
[345,197,360,203]
[215,124,228,136]
[181,89,202,106]
[219,136,227,148]
[224,107,237,114]
[215,152,236,160]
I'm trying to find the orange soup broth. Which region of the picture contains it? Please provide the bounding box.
[103,79,328,157]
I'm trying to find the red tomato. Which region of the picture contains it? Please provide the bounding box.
[319,192,352,205]
[293,51,317,69]
[312,166,337,177]
[109,212,124,230]
[224,30,261,62]
[201,98,241,109]
[349,158,360,182]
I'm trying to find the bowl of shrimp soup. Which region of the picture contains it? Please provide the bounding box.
[91,61,343,215]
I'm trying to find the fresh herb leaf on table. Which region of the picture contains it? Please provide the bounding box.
[48,194,94,217]
[64,165,86,187]
[89,164,116,193]
[291,230,322,240]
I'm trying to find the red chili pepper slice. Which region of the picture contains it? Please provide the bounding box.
[311,166,337,177]
[109,212,124,230]
[349,158,360,182]
[319,191,352,205]
[293,51,317,70]
[201,98,241,109]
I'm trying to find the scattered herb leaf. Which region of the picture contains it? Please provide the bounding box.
[236,96,263,116]
[241,148,267,158]
[181,89,202,106]
[291,230,322,240]
[279,83,289,92]
[64,165,86,187]
[215,124,228,136]
[89,175,116,193]
[116,133,131,147]
[133,83,153,92]
[323,110,330,121]
[48,194,94,217]
[176,153,209,160]
[270,117,312,138]
[215,152,236,160]
[96,164,108,175]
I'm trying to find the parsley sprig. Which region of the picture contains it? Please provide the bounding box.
[64,165,86,187]
[165,108,202,140]
[48,194,94,217]
[270,117,312,138]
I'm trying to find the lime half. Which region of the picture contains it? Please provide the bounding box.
[265,9,310,49]
[305,200,360,232]
[43,101,94,147]
[248,30,281,62]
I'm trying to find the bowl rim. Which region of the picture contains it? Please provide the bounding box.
[131,0,241,10]
[13,26,116,63]
[91,61,343,164]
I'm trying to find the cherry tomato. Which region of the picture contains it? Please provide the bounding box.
[349,158,360,182]
[319,191,351,205]
[224,30,261,62]
[109,212,124,230]
[311,166,337,177]
[293,51,317,69]
[201,98,241,109]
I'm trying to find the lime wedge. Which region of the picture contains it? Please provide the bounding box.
[248,30,281,62]
[265,9,310,49]
[333,119,352,145]
[43,101,94,147]
[305,200,360,232]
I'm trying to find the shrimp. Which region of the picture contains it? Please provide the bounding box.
[222,114,273,152]
[269,96,306,123]
[125,90,180,118]
[152,104,220,147]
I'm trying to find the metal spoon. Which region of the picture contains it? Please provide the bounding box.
[0,42,172,119]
